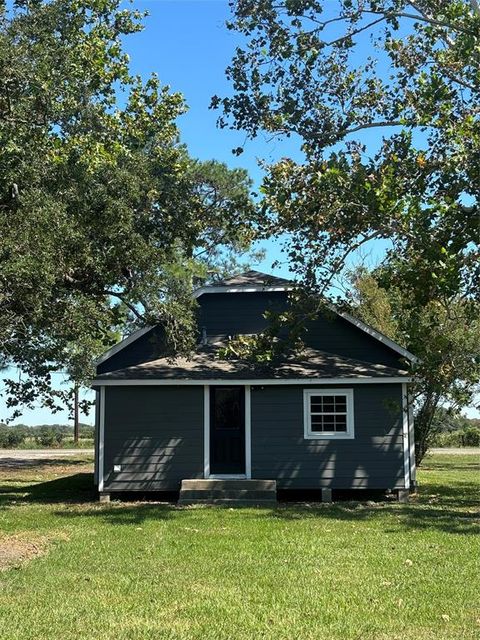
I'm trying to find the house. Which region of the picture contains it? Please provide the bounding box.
[91,270,416,504]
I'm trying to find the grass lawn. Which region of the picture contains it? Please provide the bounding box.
[0,454,478,640]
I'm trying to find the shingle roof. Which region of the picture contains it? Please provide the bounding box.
[95,270,417,371]
[93,345,408,383]
[212,270,293,288]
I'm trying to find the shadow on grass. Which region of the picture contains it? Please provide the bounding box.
[47,494,478,536]
[421,462,480,473]
[2,469,478,536]
[0,472,178,525]
[0,456,92,470]
[0,473,96,506]
[269,500,479,536]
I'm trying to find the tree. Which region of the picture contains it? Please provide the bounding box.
[214,0,480,302]
[0,0,259,419]
[346,267,480,463]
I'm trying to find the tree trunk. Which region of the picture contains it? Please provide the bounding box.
[414,390,441,466]
[73,383,79,445]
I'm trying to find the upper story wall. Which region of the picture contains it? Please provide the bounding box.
[198,291,288,338]
[97,289,405,374]
[198,291,404,369]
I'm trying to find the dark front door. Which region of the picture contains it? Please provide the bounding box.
[210,386,245,475]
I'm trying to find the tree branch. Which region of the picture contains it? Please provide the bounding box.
[340,120,408,136]
[103,290,144,321]
[321,16,387,47]
[317,231,384,297]
[365,9,476,36]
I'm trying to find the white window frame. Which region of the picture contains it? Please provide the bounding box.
[303,389,355,440]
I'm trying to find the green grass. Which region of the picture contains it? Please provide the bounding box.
[0,453,478,640]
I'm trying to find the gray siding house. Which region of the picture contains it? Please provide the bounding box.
[92,271,416,502]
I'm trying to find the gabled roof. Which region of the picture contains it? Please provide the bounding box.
[95,270,417,367]
[193,270,417,362]
[212,270,293,288]
[92,345,409,385]
[95,326,153,367]
[193,269,293,298]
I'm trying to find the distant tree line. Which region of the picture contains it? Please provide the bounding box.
[431,411,480,448]
[0,423,94,448]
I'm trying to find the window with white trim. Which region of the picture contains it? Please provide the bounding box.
[303,389,355,439]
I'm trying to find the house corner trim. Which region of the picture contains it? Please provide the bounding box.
[401,383,411,490]
[98,386,106,493]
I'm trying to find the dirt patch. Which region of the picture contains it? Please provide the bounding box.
[0,531,68,572]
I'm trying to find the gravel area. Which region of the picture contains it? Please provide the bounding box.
[0,449,93,469]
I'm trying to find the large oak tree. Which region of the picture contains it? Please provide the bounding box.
[215,0,479,302]
[214,1,480,459]
[0,0,258,417]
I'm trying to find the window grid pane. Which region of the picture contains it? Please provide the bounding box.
[309,394,349,433]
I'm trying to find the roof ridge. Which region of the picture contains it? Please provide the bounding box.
[211,270,293,288]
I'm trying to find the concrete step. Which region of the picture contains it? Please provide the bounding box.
[179,478,277,506]
[181,479,276,491]
[178,498,277,507]
[179,489,275,501]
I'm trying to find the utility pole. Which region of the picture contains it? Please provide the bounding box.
[73,383,80,445]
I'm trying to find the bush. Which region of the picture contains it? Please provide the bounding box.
[463,426,480,447]
[433,427,480,448]
[79,425,94,439]
[34,426,64,447]
[0,428,26,448]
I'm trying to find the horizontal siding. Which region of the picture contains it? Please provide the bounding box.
[251,384,405,489]
[98,291,406,377]
[198,292,403,368]
[103,386,204,491]
[198,291,287,337]
[100,480,182,491]
[304,315,402,368]
[253,437,403,446]
[276,477,404,489]
[101,383,406,492]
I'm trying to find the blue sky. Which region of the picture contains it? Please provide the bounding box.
[2,1,477,424]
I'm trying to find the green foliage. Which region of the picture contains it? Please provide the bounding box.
[430,407,479,433]
[430,410,480,447]
[433,427,480,447]
[346,267,480,463]
[0,425,26,448]
[218,305,310,367]
[34,426,65,448]
[78,424,94,439]
[0,422,95,448]
[345,268,400,340]
[217,1,480,302]
[463,427,480,447]
[0,0,258,418]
